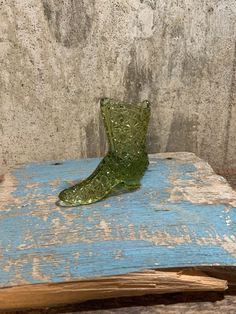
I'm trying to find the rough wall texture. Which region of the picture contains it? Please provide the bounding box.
[0,0,236,171]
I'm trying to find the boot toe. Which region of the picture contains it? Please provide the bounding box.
[58,188,81,207]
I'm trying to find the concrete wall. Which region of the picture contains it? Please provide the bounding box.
[0,0,236,171]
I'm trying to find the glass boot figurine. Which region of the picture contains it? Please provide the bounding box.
[58,98,151,206]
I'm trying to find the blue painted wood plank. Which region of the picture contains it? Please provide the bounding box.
[0,152,236,288]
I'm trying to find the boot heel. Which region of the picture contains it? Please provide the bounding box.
[124,180,141,190]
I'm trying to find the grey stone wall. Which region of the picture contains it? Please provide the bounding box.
[0,0,236,171]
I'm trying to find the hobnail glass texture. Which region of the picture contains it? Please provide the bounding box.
[58,98,151,206]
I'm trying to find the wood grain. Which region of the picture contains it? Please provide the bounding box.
[0,270,227,310]
[0,152,236,309]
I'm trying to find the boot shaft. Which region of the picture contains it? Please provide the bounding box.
[100,98,150,159]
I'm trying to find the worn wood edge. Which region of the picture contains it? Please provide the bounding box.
[197,267,236,288]
[0,269,227,310]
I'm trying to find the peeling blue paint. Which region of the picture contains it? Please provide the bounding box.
[0,156,236,287]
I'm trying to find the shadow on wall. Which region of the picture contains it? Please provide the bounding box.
[42,0,95,48]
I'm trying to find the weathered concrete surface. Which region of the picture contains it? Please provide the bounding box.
[0,0,236,171]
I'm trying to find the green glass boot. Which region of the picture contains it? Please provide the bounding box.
[58,98,151,206]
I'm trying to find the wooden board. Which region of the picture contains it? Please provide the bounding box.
[0,270,227,310]
[0,152,236,309]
